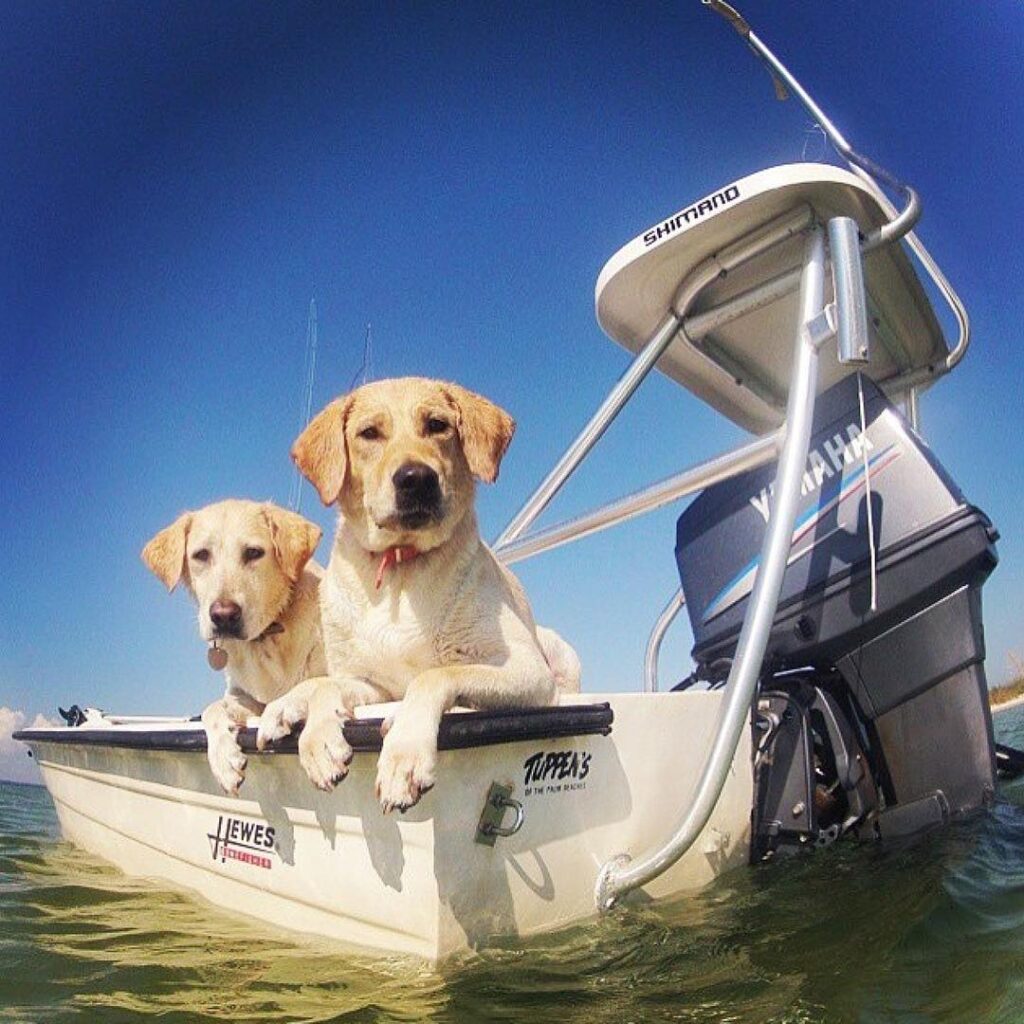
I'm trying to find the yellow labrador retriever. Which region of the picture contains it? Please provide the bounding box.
[257,377,580,812]
[142,499,325,795]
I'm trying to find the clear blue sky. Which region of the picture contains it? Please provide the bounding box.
[2,2,1022,767]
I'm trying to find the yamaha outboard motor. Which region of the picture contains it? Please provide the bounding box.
[675,375,998,858]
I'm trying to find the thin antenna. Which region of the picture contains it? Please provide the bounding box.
[348,322,372,390]
[289,298,318,513]
[365,321,372,383]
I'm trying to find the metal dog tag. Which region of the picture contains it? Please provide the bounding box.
[207,644,228,671]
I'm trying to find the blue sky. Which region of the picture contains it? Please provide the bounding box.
[2,2,1022,779]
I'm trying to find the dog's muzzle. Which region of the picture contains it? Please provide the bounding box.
[209,599,243,638]
[392,461,442,528]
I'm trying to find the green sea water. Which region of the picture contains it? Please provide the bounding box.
[4,709,1024,1023]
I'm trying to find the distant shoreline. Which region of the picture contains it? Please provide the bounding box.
[990,676,1024,714]
[991,692,1024,715]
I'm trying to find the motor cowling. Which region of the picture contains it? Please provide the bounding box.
[676,375,998,828]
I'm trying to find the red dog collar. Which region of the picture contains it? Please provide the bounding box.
[374,545,420,589]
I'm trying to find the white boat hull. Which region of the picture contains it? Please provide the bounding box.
[25,692,752,960]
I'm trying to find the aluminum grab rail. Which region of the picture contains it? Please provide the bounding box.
[702,0,919,253]
[595,226,829,911]
[702,0,969,378]
[498,3,959,566]
[644,589,686,693]
[495,433,779,566]
[494,204,813,551]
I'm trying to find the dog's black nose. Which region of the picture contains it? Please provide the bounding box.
[392,462,440,503]
[210,600,242,634]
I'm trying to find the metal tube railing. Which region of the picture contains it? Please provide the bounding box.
[494,311,681,551]
[701,1,920,252]
[702,0,969,376]
[907,386,921,431]
[683,264,802,347]
[643,589,686,693]
[595,227,828,910]
[494,432,779,565]
[495,204,813,551]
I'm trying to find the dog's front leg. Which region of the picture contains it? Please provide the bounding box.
[256,678,319,751]
[302,676,392,791]
[375,661,556,813]
[259,676,387,791]
[374,677,446,813]
[202,690,258,796]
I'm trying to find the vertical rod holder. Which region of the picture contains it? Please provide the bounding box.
[828,217,870,365]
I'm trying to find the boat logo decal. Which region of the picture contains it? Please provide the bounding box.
[523,749,592,796]
[702,436,904,625]
[207,814,277,870]
[748,422,877,525]
[643,185,741,248]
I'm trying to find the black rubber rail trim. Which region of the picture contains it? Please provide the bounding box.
[14,703,613,754]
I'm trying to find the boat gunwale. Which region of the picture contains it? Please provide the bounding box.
[14,702,614,754]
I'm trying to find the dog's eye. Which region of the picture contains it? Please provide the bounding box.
[191,549,210,563]
[357,425,381,441]
[242,546,265,564]
[426,417,450,435]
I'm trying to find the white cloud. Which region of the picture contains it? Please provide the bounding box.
[0,706,55,784]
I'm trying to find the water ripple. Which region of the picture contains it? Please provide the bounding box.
[2,709,1024,1022]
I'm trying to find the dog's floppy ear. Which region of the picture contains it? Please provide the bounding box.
[291,397,352,506]
[444,383,516,483]
[262,505,322,582]
[141,512,192,592]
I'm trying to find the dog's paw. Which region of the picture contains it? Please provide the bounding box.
[375,723,437,813]
[207,730,247,796]
[257,691,309,750]
[298,712,354,791]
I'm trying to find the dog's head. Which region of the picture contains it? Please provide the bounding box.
[141,499,321,642]
[291,377,515,553]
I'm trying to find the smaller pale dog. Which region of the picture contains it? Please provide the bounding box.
[142,499,325,794]
[256,377,581,812]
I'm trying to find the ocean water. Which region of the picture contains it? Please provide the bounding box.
[4,710,1024,1023]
